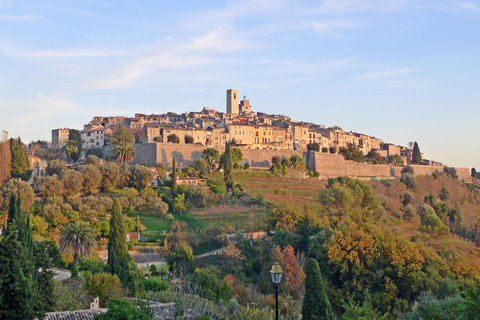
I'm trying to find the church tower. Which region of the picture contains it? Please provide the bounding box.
[226,89,239,114]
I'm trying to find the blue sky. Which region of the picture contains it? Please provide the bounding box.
[0,0,479,170]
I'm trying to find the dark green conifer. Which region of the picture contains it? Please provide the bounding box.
[172,158,177,195]
[412,141,421,164]
[224,142,233,187]
[0,224,39,320]
[301,258,334,320]
[106,198,138,294]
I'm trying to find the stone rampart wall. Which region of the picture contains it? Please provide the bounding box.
[129,143,472,182]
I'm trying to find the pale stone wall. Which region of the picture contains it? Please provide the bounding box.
[126,143,472,182]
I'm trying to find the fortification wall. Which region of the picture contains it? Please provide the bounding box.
[131,143,306,168]
[130,143,472,182]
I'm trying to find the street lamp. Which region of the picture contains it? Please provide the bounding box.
[270,262,283,320]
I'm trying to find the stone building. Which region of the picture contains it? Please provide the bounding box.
[51,128,69,148]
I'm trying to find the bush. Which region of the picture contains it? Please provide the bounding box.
[184,135,194,144]
[208,179,227,195]
[187,186,208,208]
[83,272,128,307]
[143,277,169,292]
[167,134,180,144]
[401,191,414,206]
[322,147,328,153]
[401,165,414,175]
[420,214,449,235]
[244,162,250,169]
[403,204,417,222]
[307,143,320,151]
[400,173,417,189]
[329,146,337,154]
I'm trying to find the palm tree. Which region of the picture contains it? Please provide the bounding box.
[59,221,96,264]
[62,139,78,163]
[113,141,136,165]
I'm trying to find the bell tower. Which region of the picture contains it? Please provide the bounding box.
[226,89,239,115]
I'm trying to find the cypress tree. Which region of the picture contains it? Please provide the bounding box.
[301,258,334,320]
[0,193,54,317]
[33,241,55,312]
[0,222,38,320]
[412,141,421,164]
[172,158,177,195]
[106,198,137,294]
[224,142,233,187]
[472,168,477,178]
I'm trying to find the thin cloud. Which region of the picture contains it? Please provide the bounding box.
[310,0,405,14]
[356,67,419,80]
[2,47,132,59]
[460,2,480,11]
[0,13,36,21]
[86,29,255,90]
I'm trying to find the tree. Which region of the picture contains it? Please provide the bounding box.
[0,223,38,319]
[67,129,83,162]
[412,141,421,164]
[53,278,92,311]
[224,142,233,187]
[0,130,11,185]
[10,137,31,181]
[472,168,477,178]
[0,192,50,319]
[301,258,334,320]
[47,159,67,175]
[129,164,154,189]
[153,136,162,143]
[94,299,153,320]
[85,147,104,159]
[167,134,180,144]
[184,135,194,144]
[100,162,123,192]
[84,273,128,308]
[202,148,220,174]
[80,165,102,194]
[231,147,243,165]
[109,126,136,165]
[401,165,414,175]
[38,174,64,198]
[172,159,178,195]
[59,221,96,264]
[329,146,337,154]
[155,162,166,179]
[60,169,84,197]
[307,143,320,152]
[400,173,417,189]
[62,139,78,163]
[106,198,138,293]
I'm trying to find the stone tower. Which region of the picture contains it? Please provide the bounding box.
[226,89,239,115]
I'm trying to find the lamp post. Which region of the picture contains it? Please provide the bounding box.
[270,262,283,320]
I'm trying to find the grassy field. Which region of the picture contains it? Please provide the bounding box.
[194,210,269,231]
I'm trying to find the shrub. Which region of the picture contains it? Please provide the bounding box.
[208,179,227,195]
[401,165,414,175]
[187,186,208,208]
[244,162,250,169]
[167,134,180,144]
[420,214,449,235]
[83,272,128,307]
[400,173,417,189]
[307,143,320,151]
[143,277,169,292]
[322,147,328,153]
[184,135,194,144]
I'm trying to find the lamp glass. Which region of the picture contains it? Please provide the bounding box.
[270,262,283,284]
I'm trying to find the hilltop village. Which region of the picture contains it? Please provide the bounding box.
[52,89,433,166]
